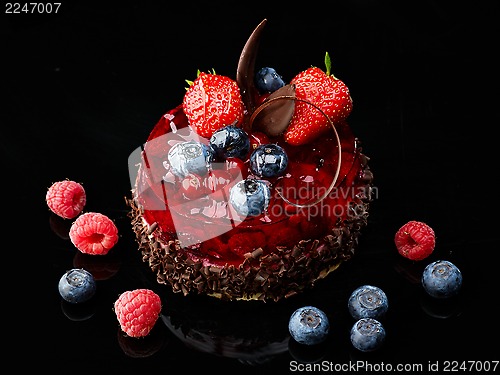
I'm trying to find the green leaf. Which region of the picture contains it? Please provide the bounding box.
[185,70,200,90]
[324,52,332,76]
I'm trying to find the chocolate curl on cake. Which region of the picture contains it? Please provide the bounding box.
[248,95,342,209]
[251,84,296,137]
[237,18,267,121]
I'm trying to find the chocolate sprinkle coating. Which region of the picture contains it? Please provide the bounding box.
[126,149,373,302]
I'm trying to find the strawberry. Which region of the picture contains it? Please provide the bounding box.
[284,52,353,146]
[183,71,245,138]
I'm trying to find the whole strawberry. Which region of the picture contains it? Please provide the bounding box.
[284,52,353,146]
[183,71,245,139]
[114,289,162,338]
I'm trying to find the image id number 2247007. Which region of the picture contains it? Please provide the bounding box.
[5,3,61,13]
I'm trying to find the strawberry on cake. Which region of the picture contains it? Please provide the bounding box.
[127,19,374,301]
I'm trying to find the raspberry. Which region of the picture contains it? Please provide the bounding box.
[69,212,119,255]
[394,220,436,261]
[114,289,162,338]
[46,180,86,219]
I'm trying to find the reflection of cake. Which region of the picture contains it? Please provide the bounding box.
[127,19,373,301]
[159,293,290,364]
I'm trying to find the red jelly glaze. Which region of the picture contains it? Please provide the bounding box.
[136,104,365,267]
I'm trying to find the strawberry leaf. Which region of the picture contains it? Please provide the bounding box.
[325,52,332,76]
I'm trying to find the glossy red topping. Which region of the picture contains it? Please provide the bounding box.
[134,103,366,268]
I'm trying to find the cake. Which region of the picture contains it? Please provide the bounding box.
[127,19,373,302]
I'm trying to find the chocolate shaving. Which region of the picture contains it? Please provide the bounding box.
[250,248,264,259]
[251,84,296,137]
[147,222,158,235]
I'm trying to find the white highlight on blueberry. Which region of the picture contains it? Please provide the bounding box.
[209,125,250,160]
[229,179,270,217]
[167,140,214,178]
[250,144,288,178]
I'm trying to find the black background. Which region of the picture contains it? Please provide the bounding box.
[3,1,499,373]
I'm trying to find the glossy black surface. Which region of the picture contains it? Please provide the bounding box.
[4,1,499,373]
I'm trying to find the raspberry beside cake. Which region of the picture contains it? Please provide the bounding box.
[127,19,373,301]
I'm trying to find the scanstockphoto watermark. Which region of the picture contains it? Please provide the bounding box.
[289,360,424,372]
[289,360,500,373]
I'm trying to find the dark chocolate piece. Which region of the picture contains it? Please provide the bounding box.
[237,19,267,118]
[251,84,296,137]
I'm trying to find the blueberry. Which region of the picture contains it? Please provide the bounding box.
[167,140,214,178]
[58,268,96,304]
[350,318,386,352]
[422,260,462,299]
[229,179,270,217]
[255,67,286,93]
[288,306,330,346]
[348,285,389,320]
[210,125,250,160]
[250,144,288,178]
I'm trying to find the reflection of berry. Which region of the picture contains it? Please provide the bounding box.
[73,251,121,280]
[288,337,327,364]
[60,299,96,321]
[114,289,162,338]
[394,220,435,261]
[46,180,86,219]
[69,212,119,255]
[116,325,165,358]
[49,213,72,239]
